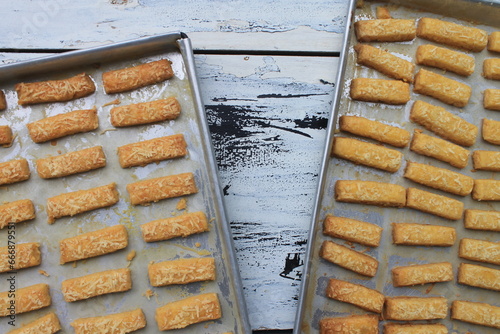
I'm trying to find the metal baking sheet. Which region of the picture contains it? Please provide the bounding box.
[0,32,250,333]
[295,0,500,333]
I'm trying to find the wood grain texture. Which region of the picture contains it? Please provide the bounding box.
[197,54,337,328]
[0,0,347,52]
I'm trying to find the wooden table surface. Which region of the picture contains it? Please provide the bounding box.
[0,0,350,331]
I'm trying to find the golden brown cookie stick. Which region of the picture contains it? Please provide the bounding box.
[384,323,448,334]
[459,238,500,265]
[127,172,197,206]
[0,91,6,111]
[0,199,35,229]
[376,7,391,19]
[15,73,95,106]
[27,108,98,143]
[472,179,500,201]
[416,44,475,76]
[118,134,187,168]
[350,78,410,105]
[0,242,41,273]
[410,100,477,147]
[0,125,13,146]
[103,59,173,94]
[355,44,414,82]
[484,89,500,111]
[331,137,402,172]
[384,297,448,321]
[326,278,384,313]
[483,58,500,80]
[414,69,471,107]
[320,315,379,334]
[335,180,406,207]
[141,211,209,242]
[464,209,500,231]
[392,223,456,246]
[62,268,131,302]
[410,130,470,169]
[417,18,488,52]
[392,262,453,287]
[71,309,146,334]
[483,118,500,145]
[452,300,500,329]
[110,97,181,127]
[404,162,474,196]
[46,183,119,224]
[155,293,221,331]
[149,257,216,287]
[458,263,500,291]
[60,225,128,264]
[323,215,383,247]
[0,159,30,186]
[473,150,500,171]
[36,146,106,179]
[8,312,61,334]
[339,115,410,148]
[489,32,500,53]
[0,283,51,316]
[355,19,416,42]
[320,240,378,277]
[406,187,463,220]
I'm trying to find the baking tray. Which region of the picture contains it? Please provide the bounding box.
[295,0,500,333]
[0,32,251,333]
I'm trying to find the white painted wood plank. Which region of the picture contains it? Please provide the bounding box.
[0,52,339,330]
[0,0,348,52]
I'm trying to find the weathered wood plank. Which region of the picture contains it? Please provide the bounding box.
[0,52,338,330]
[0,0,348,52]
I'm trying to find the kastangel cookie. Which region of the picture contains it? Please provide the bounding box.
[8,312,61,334]
[404,162,473,196]
[326,278,384,313]
[320,240,378,277]
[484,89,500,111]
[384,297,448,321]
[355,19,416,42]
[472,179,500,201]
[0,125,13,146]
[459,238,500,265]
[102,59,174,94]
[417,18,488,52]
[488,32,500,53]
[452,300,500,329]
[392,262,453,287]
[413,69,471,107]
[323,215,383,247]
[0,199,35,229]
[482,118,500,145]
[148,257,216,287]
[320,315,379,334]
[36,146,106,179]
[350,78,410,105]
[406,187,464,220]
[0,283,51,316]
[15,73,95,105]
[392,223,456,247]
[110,97,181,127]
[0,242,41,273]
[464,209,500,231]
[155,293,221,331]
[71,309,146,334]
[483,58,500,80]
[410,100,477,147]
[141,211,209,242]
[0,159,30,186]
[355,44,414,82]
[335,180,406,207]
[331,137,402,172]
[472,150,500,171]
[416,44,475,76]
[339,115,410,147]
[384,323,448,334]
[27,108,98,143]
[458,263,500,292]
